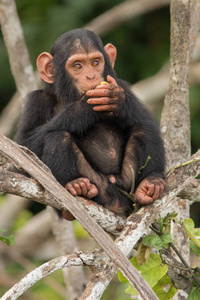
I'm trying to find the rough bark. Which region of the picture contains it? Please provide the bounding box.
[0,0,37,98]
[0,134,159,300]
[160,1,200,299]
[178,179,200,202]
[80,150,200,299]
[161,0,191,168]
[0,133,200,299]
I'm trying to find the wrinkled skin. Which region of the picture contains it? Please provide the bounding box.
[86,75,125,116]
[134,177,166,205]
[64,177,165,221]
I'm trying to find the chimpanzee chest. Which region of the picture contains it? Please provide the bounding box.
[76,123,126,175]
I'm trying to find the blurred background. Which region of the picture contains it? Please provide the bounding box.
[0,1,200,299]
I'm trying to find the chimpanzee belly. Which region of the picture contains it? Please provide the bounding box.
[75,123,126,175]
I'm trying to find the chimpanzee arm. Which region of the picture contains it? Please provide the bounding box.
[15,90,56,157]
[16,90,102,156]
[46,96,102,135]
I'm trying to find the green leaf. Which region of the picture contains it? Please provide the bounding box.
[190,240,200,258]
[156,275,171,286]
[160,233,175,249]
[143,233,174,250]
[143,235,163,250]
[153,275,177,300]
[194,228,200,236]
[119,254,168,295]
[183,219,200,248]
[187,287,200,300]
[118,270,128,283]
[0,234,15,246]
[154,286,177,300]
[0,229,7,234]
[163,213,178,225]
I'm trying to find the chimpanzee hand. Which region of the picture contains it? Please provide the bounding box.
[134,177,165,205]
[86,75,125,116]
[62,178,98,221]
[65,177,98,199]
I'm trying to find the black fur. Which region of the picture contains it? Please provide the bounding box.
[15,29,165,217]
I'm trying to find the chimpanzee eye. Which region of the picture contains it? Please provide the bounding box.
[73,63,82,70]
[92,60,100,67]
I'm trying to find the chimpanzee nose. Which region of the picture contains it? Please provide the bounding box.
[86,73,95,80]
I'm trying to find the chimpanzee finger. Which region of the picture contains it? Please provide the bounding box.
[80,177,91,190]
[93,104,123,112]
[107,75,118,86]
[92,105,110,112]
[146,183,155,196]
[73,182,82,195]
[87,97,116,106]
[86,88,117,98]
[65,183,78,196]
[86,184,98,199]
[136,194,154,205]
[152,184,160,200]
[78,180,88,196]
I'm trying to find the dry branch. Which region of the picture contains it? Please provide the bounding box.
[160,5,200,300]
[0,253,86,300]
[0,133,200,299]
[0,133,159,300]
[0,169,125,236]
[0,0,37,98]
[80,150,200,299]
[178,179,200,202]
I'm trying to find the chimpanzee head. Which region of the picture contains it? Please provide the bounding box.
[36,29,117,102]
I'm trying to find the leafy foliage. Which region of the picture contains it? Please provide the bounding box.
[143,233,174,250]
[188,287,200,300]
[152,275,177,300]
[183,218,200,249]
[118,254,169,297]
[0,229,15,246]
[119,214,200,299]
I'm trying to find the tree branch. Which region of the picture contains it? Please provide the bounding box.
[0,0,37,98]
[0,133,159,300]
[1,134,199,299]
[178,179,200,202]
[80,150,200,299]
[0,169,126,237]
[0,252,92,300]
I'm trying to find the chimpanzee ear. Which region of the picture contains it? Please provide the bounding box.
[104,43,117,68]
[36,52,54,83]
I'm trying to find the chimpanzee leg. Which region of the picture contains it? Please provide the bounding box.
[118,126,165,205]
[41,130,107,217]
[41,130,133,218]
[41,131,80,186]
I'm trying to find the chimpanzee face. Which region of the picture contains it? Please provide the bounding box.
[65,48,105,94]
[36,29,117,102]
